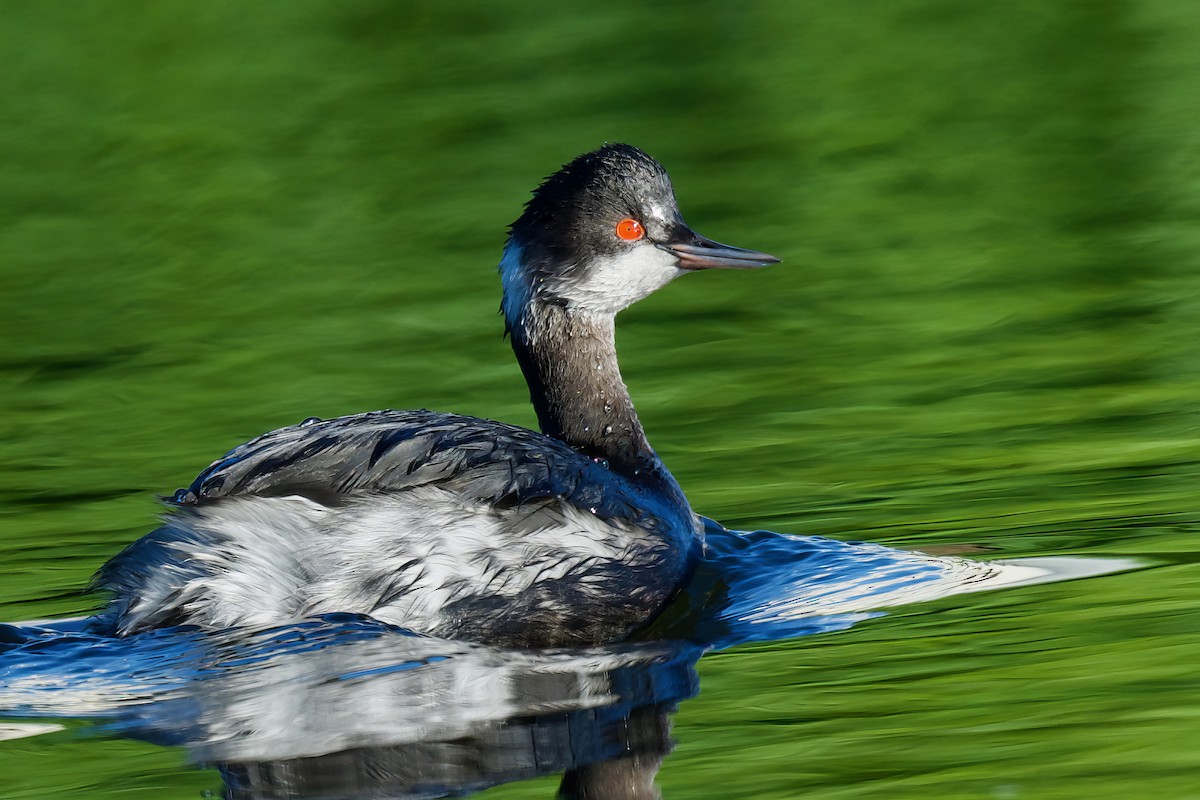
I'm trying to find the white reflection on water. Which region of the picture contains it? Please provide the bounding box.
[0,524,1138,798]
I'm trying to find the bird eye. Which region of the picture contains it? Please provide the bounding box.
[615,218,645,242]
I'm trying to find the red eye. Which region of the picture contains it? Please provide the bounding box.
[615,218,644,241]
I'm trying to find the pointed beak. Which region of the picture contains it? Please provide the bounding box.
[658,229,780,270]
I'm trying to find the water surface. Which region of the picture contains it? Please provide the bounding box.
[1,2,1198,797]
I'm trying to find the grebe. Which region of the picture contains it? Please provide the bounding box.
[96,144,779,647]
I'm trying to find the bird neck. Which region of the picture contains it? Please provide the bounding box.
[509,300,675,490]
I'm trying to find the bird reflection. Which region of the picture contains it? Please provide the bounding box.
[0,524,1132,799]
[203,625,698,800]
[2,615,699,799]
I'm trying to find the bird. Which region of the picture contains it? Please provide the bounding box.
[94,144,780,648]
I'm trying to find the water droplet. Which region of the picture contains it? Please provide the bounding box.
[582,426,590,433]
[300,416,322,426]
[603,425,613,435]
[172,488,193,504]
[592,456,609,469]
[589,506,598,515]
[603,403,613,413]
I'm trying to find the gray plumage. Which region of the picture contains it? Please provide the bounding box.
[97,411,698,646]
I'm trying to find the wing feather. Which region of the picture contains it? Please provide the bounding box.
[174,410,668,533]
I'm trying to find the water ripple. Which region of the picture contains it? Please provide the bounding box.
[0,523,1134,798]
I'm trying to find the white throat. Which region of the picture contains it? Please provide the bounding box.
[555,245,684,314]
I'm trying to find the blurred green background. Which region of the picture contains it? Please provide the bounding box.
[1,1,1198,797]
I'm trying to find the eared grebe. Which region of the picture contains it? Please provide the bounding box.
[96,144,779,647]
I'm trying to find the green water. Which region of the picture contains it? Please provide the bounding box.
[2,1,1198,797]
